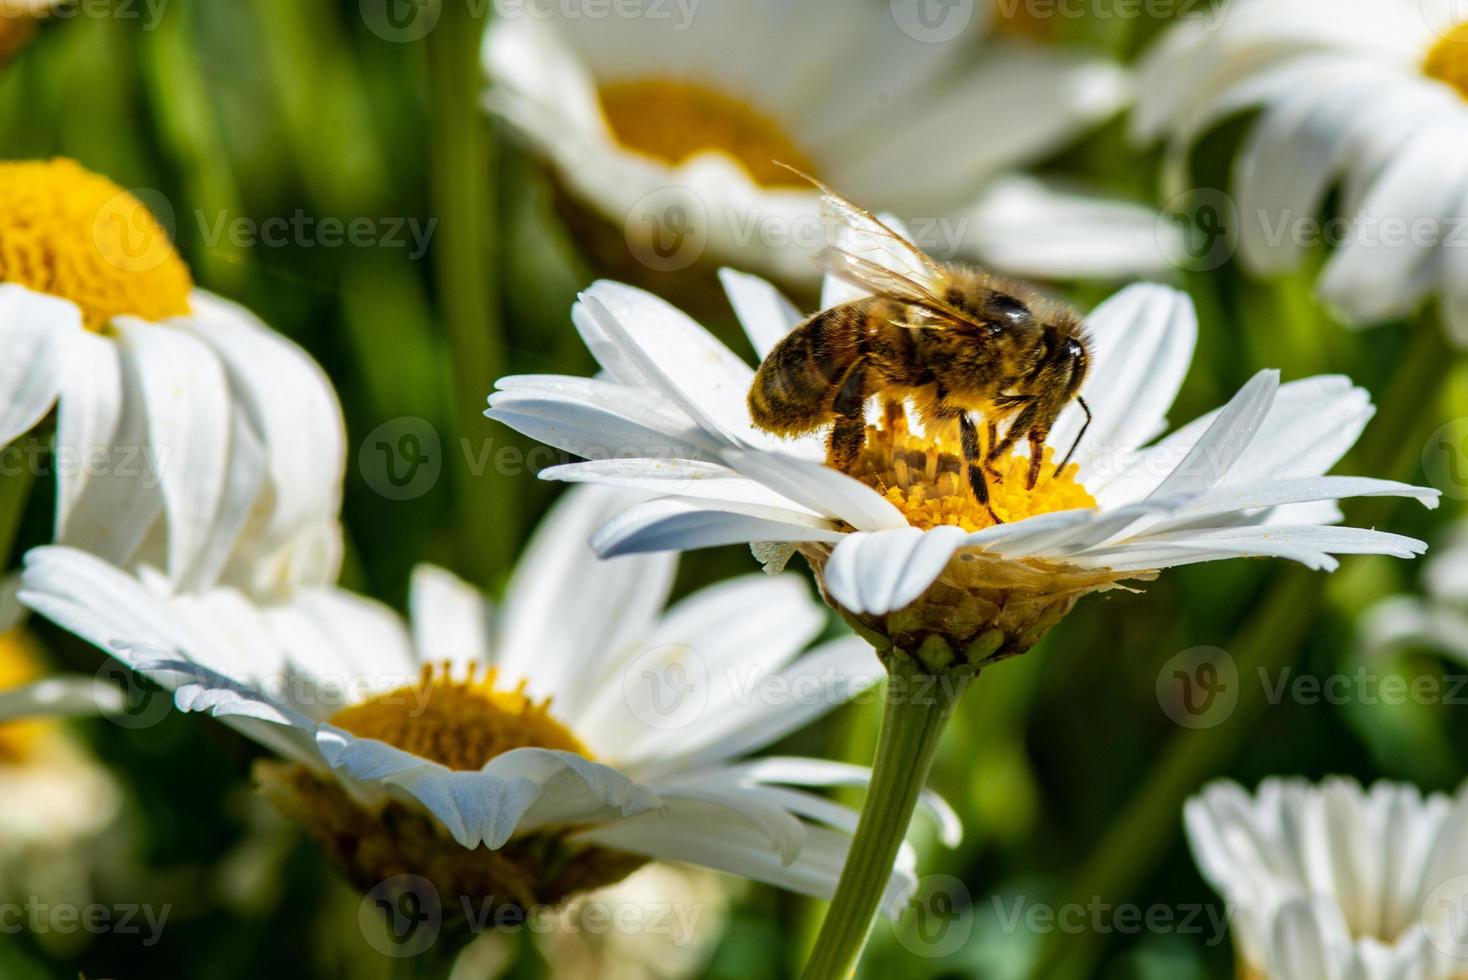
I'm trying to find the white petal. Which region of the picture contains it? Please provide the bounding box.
[959,176,1177,279]
[52,329,161,564]
[0,675,125,720]
[1147,370,1279,500]
[114,319,232,587]
[409,564,493,671]
[0,285,68,447]
[590,497,844,558]
[823,526,966,616]
[541,457,818,513]
[183,292,346,554]
[720,449,907,531]
[574,798,915,918]
[496,486,676,702]
[579,282,758,445]
[718,268,803,361]
[1053,283,1197,481]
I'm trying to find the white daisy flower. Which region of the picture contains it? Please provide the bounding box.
[1360,520,1468,662]
[1186,777,1468,980]
[484,0,1172,287]
[1134,0,1468,341]
[0,158,346,597]
[14,487,956,918]
[486,219,1437,663]
[0,583,122,908]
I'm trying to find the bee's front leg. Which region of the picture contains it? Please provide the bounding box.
[827,363,870,471]
[959,414,1004,525]
[984,419,1004,485]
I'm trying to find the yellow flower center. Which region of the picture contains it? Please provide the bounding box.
[0,158,193,333]
[328,662,589,772]
[0,626,57,765]
[1424,22,1468,99]
[597,79,819,188]
[846,412,1096,532]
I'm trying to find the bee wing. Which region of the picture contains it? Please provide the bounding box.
[775,164,984,331]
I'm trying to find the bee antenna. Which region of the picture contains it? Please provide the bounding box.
[1053,396,1092,476]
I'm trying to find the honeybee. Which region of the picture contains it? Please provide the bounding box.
[748,173,1093,523]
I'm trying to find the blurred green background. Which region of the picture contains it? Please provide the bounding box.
[1,1,1465,978]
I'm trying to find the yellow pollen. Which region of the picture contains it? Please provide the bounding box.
[847,413,1096,533]
[597,79,819,188]
[0,626,57,765]
[1424,22,1468,100]
[328,662,589,772]
[0,158,193,333]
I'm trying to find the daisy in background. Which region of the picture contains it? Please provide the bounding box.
[13,486,957,940]
[484,0,1174,289]
[1361,521,1468,663]
[1187,777,1468,979]
[487,193,1436,977]
[0,0,59,63]
[0,581,123,949]
[1135,0,1468,342]
[0,158,345,597]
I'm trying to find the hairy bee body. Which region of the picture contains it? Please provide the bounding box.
[748,268,1091,515]
[745,171,1093,520]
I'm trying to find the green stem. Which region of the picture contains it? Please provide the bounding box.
[801,654,970,980]
[426,0,513,583]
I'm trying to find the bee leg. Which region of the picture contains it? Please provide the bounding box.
[960,414,1004,525]
[827,363,870,471]
[984,420,1004,484]
[1026,432,1047,490]
[986,402,1042,486]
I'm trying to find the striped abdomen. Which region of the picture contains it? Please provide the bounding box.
[748,298,915,434]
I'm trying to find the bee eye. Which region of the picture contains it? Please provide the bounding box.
[986,293,1032,327]
[1065,339,1085,361]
